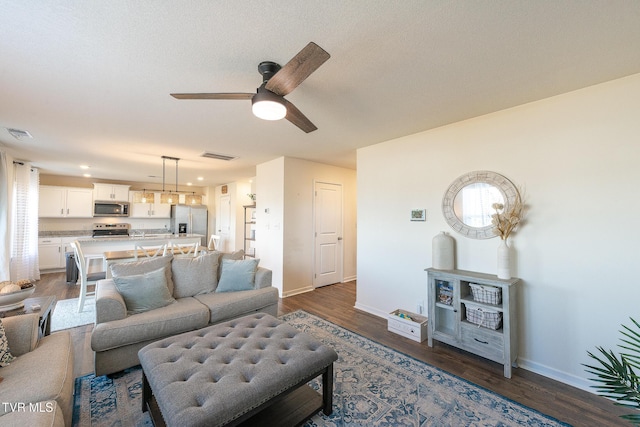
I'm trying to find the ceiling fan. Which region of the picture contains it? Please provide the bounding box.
[171,42,330,133]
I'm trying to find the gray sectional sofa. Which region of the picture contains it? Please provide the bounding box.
[0,313,74,427]
[91,251,279,376]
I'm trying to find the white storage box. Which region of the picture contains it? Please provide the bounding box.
[387,309,428,342]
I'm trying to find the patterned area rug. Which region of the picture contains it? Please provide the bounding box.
[51,297,95,332]
[72,310,570,426]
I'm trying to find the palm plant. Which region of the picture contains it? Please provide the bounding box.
[584,318,640,425]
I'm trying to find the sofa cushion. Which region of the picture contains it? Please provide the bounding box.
[0,332,74,423]
[195,287,279,324]
[171,252,219,298]
[0,401,65,427]
[110,255,175,294]
[0,319,15,367]
[113,267,176,315]
[91,297,210,352]
[216,258,260,293]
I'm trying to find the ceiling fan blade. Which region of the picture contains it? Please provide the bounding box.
[265,42,330,96]
[170,93,254,100]
[283,99,317,133]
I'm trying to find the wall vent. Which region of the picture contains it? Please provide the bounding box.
[200,152,237,161]
[6,128,33,139]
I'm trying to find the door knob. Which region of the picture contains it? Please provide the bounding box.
[337,237,343,240]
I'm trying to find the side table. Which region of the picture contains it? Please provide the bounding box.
[0,296,56,337]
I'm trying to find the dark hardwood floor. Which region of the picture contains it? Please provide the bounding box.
[36,272,629,426]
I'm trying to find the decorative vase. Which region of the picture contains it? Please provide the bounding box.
[432,231,455,270]
[497,239,511,280]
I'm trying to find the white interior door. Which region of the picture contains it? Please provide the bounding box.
[218,195,231,251]
[314,182,343,287]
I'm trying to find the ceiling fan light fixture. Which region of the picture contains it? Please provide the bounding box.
[252,89,286,121]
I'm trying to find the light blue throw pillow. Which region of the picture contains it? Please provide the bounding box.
[216,258,259,293]
[113,266,176,314]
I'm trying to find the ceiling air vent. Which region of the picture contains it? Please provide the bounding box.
[6,128,33,139]
[200,152,237,161]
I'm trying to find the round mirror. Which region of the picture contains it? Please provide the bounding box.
[442,171,518,239]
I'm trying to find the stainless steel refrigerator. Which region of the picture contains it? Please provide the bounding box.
[171,204,208,246]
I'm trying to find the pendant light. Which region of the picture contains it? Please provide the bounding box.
[185,192,203,205]
[133,189,155,204]
[160,156,180,204]
[157,155,203,205]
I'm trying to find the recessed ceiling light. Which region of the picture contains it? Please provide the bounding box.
[80,165,90,170]
[197,177,204,181]
[83,174,91,178]
[186,182,193,186]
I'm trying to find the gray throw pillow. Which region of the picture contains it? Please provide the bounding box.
[171,252,219,298]
[0,319,15,367]
[110,255,174,295]
[113,266,176,315]
[216,258,259,293]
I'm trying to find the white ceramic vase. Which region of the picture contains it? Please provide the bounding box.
[497,238,511,279]
[432,231,455,270]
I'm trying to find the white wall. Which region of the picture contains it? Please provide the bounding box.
[356,72,640,391]
[256,158,285,295]
[257,157,357,297]
[282,157,357,296]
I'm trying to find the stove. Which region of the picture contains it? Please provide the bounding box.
[92,223,130,238]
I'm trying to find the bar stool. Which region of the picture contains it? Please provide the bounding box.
[70,241,106,313]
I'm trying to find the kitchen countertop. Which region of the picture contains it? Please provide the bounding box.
[39,230,92,238]
[78,233,204,243]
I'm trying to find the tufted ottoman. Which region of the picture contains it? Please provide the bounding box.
[138,313,338,427]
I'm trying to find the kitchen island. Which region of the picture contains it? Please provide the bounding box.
[78,234,205,256]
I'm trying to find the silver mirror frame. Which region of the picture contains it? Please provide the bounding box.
[442,170,519,239]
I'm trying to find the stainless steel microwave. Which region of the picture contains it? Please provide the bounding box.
[93,201,129,217]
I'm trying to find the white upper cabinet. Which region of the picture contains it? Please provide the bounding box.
[93,183,130,202]
[39,186,93,218]
[129,192,171,218]
[39,186,66,217]
[66,188,94,217]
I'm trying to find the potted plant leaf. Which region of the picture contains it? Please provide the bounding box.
[583,318,640,425]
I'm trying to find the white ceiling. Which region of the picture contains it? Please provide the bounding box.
[2,1,640,187]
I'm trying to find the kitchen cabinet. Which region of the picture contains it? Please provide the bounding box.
[39,186,93,218]
[38,237,62,269]
[93,183,130,202]
[426,268,520,378]
[39,236,91,270]
[129,192,171,218]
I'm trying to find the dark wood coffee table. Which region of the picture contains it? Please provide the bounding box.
[0,295,56,337]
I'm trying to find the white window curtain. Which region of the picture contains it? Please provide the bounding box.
[0,152,10,281]
[10,162,40,281]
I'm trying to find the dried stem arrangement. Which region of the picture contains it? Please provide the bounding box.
[491,191,525,240]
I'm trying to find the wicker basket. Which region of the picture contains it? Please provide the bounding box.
[469,283,501,305]
[465,303,502,330]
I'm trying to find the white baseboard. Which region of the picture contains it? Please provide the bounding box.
[342,274,356,283]
[355,300,599,396]
[353,301,389,319]
[282,286,314,298]
[517,357,595,394]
